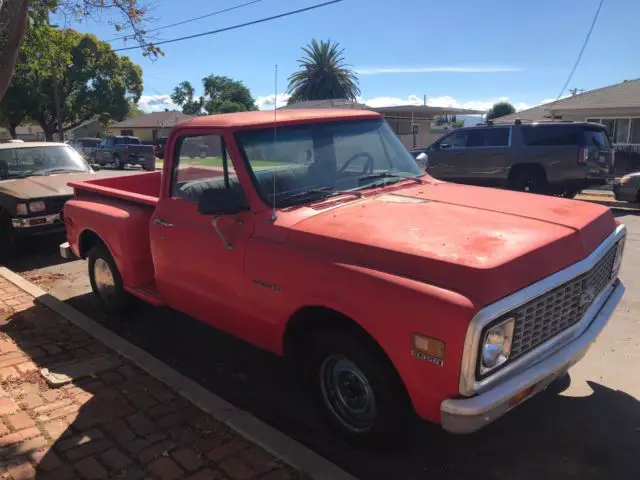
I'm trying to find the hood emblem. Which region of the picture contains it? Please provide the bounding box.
[579,287,596,307]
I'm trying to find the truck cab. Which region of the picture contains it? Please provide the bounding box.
[61,109,626,446]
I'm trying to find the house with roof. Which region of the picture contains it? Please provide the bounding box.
[495,79,640,145]
[281,99,484,148]
[106,110,195,142]
[0,124,45,142]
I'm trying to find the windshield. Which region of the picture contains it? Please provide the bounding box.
[0,145,91,179]
[235,119,423,207]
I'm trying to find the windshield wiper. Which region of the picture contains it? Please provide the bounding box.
[357,172,423,185]
[277,186,362,205]
[37,168,84,175]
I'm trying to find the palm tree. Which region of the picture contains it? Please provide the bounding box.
[287,39,360,104]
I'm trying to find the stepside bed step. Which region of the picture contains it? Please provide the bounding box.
[125,284,166,306]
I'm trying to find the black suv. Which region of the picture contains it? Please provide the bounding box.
[411,120,614,197]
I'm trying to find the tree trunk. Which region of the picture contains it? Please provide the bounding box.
[8,123,17,139]
[44,130,55,141]
[0,0,30,103]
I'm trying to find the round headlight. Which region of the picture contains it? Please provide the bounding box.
[481,318,515,373]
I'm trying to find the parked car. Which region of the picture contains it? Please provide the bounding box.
[411,120,614,197]
[613,172,640,203]
[68,137,101,161]
[0,142,97,261]
[60,109,626,445]
[94,135,155,171]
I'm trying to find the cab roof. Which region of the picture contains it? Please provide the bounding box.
[178,108,382,130]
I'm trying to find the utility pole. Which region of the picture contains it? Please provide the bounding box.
[48,14,64,142]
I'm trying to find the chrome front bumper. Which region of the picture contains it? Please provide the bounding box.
[11,213,62,229]
[441,280,625,434]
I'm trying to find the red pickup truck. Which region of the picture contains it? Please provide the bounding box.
[60,109,626,445]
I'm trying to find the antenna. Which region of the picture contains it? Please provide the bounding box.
[271,64,278,222]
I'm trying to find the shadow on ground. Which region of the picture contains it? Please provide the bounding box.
[3,233,71,273]
[53,291,640,480]
[1,297,296,479]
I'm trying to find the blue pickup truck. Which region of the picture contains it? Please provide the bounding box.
[93,136,155,171]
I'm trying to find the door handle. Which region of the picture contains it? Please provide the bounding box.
[212,216,233,250]
[154,218,174,228]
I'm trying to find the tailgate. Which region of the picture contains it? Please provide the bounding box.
[126,145,154,157]
[583,127,615,176]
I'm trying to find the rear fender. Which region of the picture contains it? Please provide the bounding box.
[65,199,154,287]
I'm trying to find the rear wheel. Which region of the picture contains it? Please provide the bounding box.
[304,328,414,447]
[88,245,129,314]
[561,188,580,199]
[509,166,548,194]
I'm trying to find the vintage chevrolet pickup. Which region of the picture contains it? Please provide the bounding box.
[60,109,626,445]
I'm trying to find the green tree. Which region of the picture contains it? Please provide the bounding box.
[287,39,360,104]
[3,26,143,140]
[0,0,157,103]
[126,101,145,119]
[171,76,257,115]
[170,81,203,115]
[486,101,516,120]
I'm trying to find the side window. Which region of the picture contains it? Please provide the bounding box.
[171,134,238,202]
[521,126,580,146]
[484,128,510,146]
[440,130,468,149]
[583,129,610,148]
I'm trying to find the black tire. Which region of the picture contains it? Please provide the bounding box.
[114,155,125,170]
[0,213,14,265]
[87,244,129,314]
[305,328,414,447]
[509,167,548,194]
[561,188,580,199]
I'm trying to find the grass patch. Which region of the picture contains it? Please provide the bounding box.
[155,156,284,169]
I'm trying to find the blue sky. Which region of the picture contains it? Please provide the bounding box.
[57,0,639,113]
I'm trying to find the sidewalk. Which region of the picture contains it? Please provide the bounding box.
[0,275,303,480]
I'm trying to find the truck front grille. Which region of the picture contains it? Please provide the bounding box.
[508,242,619,361]
[45,197,70,215]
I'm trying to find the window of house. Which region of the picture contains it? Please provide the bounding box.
[120,129,134,136]
[171,134,238,202]
[615,118,630,143]
[630,119,640,144]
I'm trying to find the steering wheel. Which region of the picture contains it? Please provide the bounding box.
[338,152,374,175]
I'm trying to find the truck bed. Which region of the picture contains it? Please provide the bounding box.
[68,171,161,205]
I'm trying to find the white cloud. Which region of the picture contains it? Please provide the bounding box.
[138,94,178,112]
[255,93,291,110]
[357,95,533,112]
[355,66,522,75]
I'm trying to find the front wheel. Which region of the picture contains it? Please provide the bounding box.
[87,245,129,314]
[307,329,414,447]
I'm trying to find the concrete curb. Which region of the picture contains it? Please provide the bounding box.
[576,196,640,213]
[0,267,357,480]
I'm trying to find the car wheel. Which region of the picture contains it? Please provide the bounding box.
[307,328,414,447]
[114,155,125,170]
[0,214,14,265]
[561,188,579,199]
[509,167,548,194]
[87,244,129,314]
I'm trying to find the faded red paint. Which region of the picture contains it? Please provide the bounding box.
[63,109,618,424]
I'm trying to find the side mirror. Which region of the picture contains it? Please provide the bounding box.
[416,152,429,168]
[198,188,248,216]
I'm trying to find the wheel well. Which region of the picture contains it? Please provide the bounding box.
[508,163,547,182]
[78,230,105,258]
[283,306,413,407]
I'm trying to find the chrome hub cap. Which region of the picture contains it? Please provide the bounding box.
[320,355,376,432]
[94,258,116,302]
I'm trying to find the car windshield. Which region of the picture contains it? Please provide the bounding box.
[0,145,91,179]
[235,119,424,207]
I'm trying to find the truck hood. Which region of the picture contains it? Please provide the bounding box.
[287,181,616,305]
[0,172,96,199]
